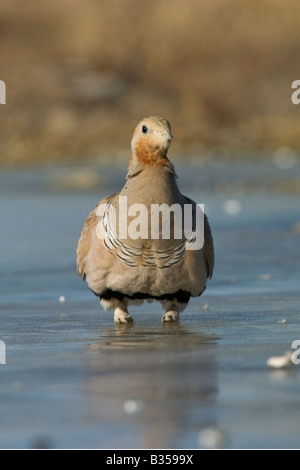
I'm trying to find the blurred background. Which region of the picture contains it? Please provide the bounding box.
[1,0,300,169]
[1,1,300,450]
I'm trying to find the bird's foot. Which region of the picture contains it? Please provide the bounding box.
[114,308,134,324]
[162,311,180,322]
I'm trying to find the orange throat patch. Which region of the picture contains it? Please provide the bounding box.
[130,140,169,167]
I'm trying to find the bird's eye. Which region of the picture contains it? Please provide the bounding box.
[142,125,148,134]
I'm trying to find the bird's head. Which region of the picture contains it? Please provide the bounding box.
[130,116,173,166]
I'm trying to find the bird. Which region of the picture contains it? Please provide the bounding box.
[77,116,214,323]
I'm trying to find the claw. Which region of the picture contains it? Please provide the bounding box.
[114,310,134,324]
[162,311,179,322]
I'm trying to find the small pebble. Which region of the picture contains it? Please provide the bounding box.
[198,427,228,449]
[222,199,241,216]
[59,296,66,303]
[278,319,287,324]
[203,303,210,310]
[123,399,144,414]
[267,351,293,369]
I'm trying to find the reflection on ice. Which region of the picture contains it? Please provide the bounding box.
[85,323,219,448]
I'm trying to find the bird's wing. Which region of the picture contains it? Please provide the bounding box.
[76,209,97,280]
[182,195,214,280]
[204,214,214,279]
[76,194,116,280]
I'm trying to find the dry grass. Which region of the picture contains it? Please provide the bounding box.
[1,0,300,167]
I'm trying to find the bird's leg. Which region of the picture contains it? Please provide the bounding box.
[100,297,133,324]
[161,299,187,322]
[114,306,134,324]
[161,301,180,322]
[162,310,180,322]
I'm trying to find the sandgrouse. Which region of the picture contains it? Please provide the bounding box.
[77,116,214,323]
